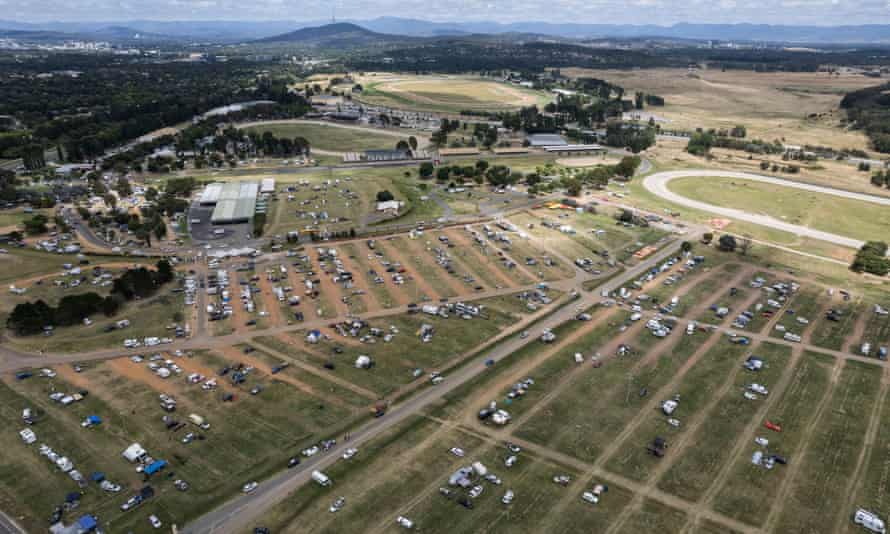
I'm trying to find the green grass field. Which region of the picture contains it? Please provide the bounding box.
[668,176,890,243]
[768,288,825,340]
[243,122,412,153]
[711,351,835,526]
[810,301,863,351]
[657,343,792,503]
[605,334,750,484]
[773,360,882,533]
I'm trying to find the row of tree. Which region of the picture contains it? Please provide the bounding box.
[7,260,174,335]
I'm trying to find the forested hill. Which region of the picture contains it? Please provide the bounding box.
[842,83,890,153]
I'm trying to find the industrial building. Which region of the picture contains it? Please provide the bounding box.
[526,133,568,147]
[199,182,260,225]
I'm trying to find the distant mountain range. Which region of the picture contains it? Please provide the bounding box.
[2,17,890,45]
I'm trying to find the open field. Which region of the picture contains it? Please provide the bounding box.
[711,351,835,527]
[514,324,698,464]
[564,68,877,152]
[0,344,364,533]
[668,176,890,243]
[656,342,792,502]
[0,207,52,230]
[242,121,418,153]
[810,300,864,352]
[857,306,890,356]
[356,74,551,113]
[768,288,825,341]
[604,334,753,484]
[254,289,558,398]
[773,360,883,533]
[3,244,890,534]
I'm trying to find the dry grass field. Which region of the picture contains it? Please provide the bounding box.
[355,74,551,113]
[565,68,878,152]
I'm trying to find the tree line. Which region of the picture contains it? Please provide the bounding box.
[7,260,174,336]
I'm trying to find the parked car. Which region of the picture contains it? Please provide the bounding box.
[501,490,515,505]
[243,481,258,494]
[764,421,783,433]
[449,447,465,457]
[329,496,346,513]
[149,515,162,529]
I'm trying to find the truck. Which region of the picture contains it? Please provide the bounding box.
[312,470,331,487]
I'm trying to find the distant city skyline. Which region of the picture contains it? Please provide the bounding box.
[3,0,890,26]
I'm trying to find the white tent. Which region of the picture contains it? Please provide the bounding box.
[122,443,146,463]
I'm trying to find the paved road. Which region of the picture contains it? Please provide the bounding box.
[642,169,890,249]
[181,235,689,534]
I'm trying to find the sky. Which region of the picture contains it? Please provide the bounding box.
[3,0,890,25]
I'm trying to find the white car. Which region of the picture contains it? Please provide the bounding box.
[469,485,484,498]
[582,491,599,504]
[505,455,517,468]
[449,447,465,457]
[302,446,320,457]
[242,481,258,494]
[755,437,769,447]
[501,490,515,505]
[149,515,162,529]
[342,447,358,460]
[329,496,346,513]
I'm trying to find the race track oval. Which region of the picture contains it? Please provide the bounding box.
[641,170,890,249]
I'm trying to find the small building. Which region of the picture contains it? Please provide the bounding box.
[260,178,276,194]
[365,149,411,162]
[492,146,529,155]
[376,200,404,213]
[543,144,607,154]
[438,147,481,157]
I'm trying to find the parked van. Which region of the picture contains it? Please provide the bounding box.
[854,509,886,534]
[312,470,331,487]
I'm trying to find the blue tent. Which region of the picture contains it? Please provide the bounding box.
[78,515,98,532]
[66,492,81,503]
[86,415,101,425]
[144,459,167,476]
[90,472,105,482]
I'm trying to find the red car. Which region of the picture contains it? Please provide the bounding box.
[764,420,782,432]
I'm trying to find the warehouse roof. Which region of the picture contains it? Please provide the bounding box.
[199,183,223,205]
[526,133,568,147]
[210,182,258,224]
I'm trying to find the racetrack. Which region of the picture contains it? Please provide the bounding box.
[642,170,890,249]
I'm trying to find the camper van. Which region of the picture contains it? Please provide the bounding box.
[854,509,886,534]
[312,470,331,487]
